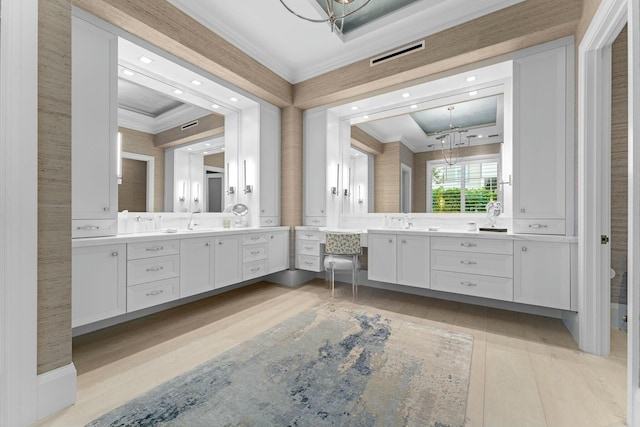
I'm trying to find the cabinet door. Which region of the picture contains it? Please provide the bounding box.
[180,237,213,298]
[260,105,281,219]
[72,17,117,220]
[512,46,567,220]
[72,244,126,327]
[367,233,397,284]
[268,231,289,273]
[514,241,571,309]
[214,235,242,288]
[303,109,327,219]
[397,235,430,288]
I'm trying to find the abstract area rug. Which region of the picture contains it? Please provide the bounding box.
[88,303,473,427]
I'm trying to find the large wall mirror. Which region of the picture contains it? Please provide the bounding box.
[115,36,256,214]
[329,59,513,222]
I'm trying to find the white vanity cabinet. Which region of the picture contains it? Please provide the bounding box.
[180,237,214,298]
[72,244,126,327]
[259,105,281,226]
[127,240,180,312]
[267,230,289,273]
[368,232,430,288]
[296,229,324,272]
[242,234,269,280]
[214,234,243,289]
[430,237,514,302]
[303,109,327,226]
[513,241,571,310]
[71,16,118,238]
[512,43,573,235]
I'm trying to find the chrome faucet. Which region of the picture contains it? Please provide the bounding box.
[187,211,200,230]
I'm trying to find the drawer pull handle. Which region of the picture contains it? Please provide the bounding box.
[402,240,407,244]
[522,247,528,252]
[460,281,478,287]
[145,289,164,297]
[304,234,315,238]
[77,225,100,230]
[146,246,164,252]
[460,243,477,247]
[460,260,477,265]
[111,252,118,257]
[304,261,314,266]
[146,266,164,272]
[304,245,314,250]
[251,267,261,272]
[529,224,548,229]
[266,220,273,224]
[388,239,393,243]
[251,236,260,241]
[205,242,210,247]
[251,250,261,255]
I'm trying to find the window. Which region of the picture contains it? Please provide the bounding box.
[427,155,500,213]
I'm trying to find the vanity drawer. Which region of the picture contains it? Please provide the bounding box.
[259,217,279,227]
[127,254,180,285]
[431,270,513,301]
[305,217,326,227]
[243,234,268,245]
[297,230,322,241]
[243,243,268,262]
[243,259,268,280]
[513,219,566,235]
[127,240,180,260]
[127,277,179,312]
[431,250,513,278]
[431,237,513,255]
[297,254,322,272]
[72,219,117,238]
[298,240,320,256]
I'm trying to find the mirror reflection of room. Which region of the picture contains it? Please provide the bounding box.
[350,93,504,214]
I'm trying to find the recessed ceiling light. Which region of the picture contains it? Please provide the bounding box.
[122,69,135,77]
[410,104,418,109]
[205,143,211,147]
[363,115,369,120]
[187,148,192,151]
[469,90,478,96]
[211,104,220,109]
[230,97,238,102]
[173,89,184,95]
[466,76,476,82]
[477,135,483,138]
[203,151,208,155]
[191,80,202,86]
[351,106,359,111]
[139,56,153,64]
[221,147,225,151]
[402,92,411,98]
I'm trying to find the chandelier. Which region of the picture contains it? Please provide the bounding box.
[433,106,468,167]
[280,0,372,33]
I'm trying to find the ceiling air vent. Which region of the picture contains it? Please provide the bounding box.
[181,120,199,131]
[370,40,425,67]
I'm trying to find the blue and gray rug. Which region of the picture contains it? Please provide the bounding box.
[87,303,473,427]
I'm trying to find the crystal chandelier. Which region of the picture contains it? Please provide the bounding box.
[280,0,372,33]
[433,106,468,167]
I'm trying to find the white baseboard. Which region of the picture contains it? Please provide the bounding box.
[37,363,77,420]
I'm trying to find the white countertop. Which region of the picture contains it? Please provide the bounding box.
[72,226,290,248]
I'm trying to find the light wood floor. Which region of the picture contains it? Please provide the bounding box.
[35,280,627,427]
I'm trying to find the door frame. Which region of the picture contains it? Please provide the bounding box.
[0,0,40,425]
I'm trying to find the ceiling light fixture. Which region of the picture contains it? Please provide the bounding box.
[469,90,478,96]
[430,105,469,166]
[191,79,202,86]
[280,0,372,33]
[466,76,476,82]
[173,89,184,95]
[363,115,369,120]
[351,106,359,111]
[230,97,238,102]
[122,69,135,77]
[402,92,411,98]
[211,104,220,109]
[139,56,153,64]
[410,104,418,109]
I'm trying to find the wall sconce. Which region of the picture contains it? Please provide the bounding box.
[343,167,351,197]
[179,181,186,202]
[331,164,339,196]
[226,162,236,195]
[117,132,122,185]
[194,183,200,203]
[243,160,253,194]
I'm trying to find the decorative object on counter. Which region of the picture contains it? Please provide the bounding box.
[480,201,507,232]
[224,203,249,227]
[86,303,472,427]
[467,221,477,232]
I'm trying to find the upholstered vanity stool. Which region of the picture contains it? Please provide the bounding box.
[323,232,362,299]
